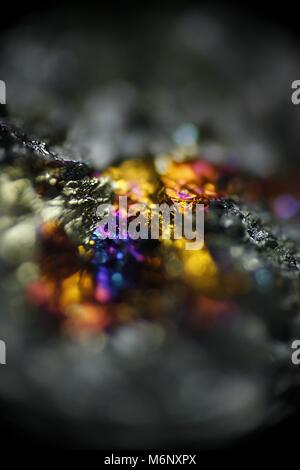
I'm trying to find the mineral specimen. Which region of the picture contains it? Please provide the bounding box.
[0,119,299,449]
[1,8,300,449]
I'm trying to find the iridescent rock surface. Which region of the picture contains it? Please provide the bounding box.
[0,8,300,448]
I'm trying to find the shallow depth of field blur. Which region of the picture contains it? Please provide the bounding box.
[1,4,300,448]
